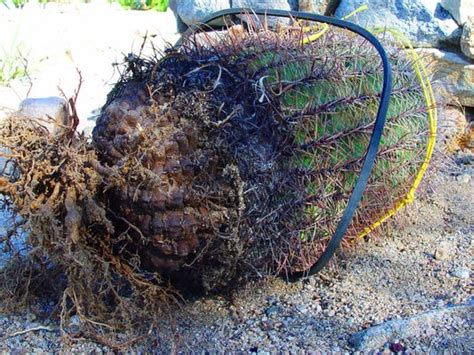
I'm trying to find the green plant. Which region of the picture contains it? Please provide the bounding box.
[1,0,167,10]
[0,23,29,85]
[0,54,26,84]
[1,0,47,9]
[111,0,168,11]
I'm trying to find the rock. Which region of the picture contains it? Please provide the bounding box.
[434,241,456,260]
[335,0,461,47]
[389,342,406,352]
[439,106,469,152]
[348,304,474,350]
[461,16,474,59]
[461,121,474,150]
[18,97,70,134]
[298,0,340,15]
[440,0,474,25]
[290,0,299,11]
[176,0,230,26]
[232,0,292,26]
[265,304,284,318]
[456,173,471,183]
[452,266,470,278]
[168,0,189,32]
[417,48,474,107]
[232,0,291,11]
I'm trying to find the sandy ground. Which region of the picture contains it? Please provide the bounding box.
[0,5,473,353]
[0,154,472,352]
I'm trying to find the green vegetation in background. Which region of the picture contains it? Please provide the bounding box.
[0,0,168,11]
[1,0,46,8]
[110,0,168,11]
[0,22,29,85]
[0,53,26,84]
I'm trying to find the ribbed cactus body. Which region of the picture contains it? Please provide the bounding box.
[93,26,430,288]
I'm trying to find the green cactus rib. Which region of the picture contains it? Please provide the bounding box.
[183,27,429,270]
[240,30,429,246]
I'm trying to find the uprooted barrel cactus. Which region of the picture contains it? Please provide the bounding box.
[0,18,434,335]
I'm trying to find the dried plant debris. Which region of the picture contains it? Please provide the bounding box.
[0,17,435,342]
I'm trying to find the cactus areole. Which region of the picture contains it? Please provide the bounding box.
[183,8,393,279]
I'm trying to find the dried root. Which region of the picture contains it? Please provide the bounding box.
[0,115,177,344]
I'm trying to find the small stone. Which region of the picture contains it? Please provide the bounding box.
[456,173,471,183]
[425,326,436,337]
[348,305,473,350]
[434,241,456,260]
[18,97,70,135]
[461,17,474,59]
[265,304,284,318]
[296,304,308,314]
[452,266,470,279]
[456,152,474,165]
[26,313,36,322]
[69,315,81,326]
[390,342,405,353]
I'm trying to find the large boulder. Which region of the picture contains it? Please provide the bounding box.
[335,0,461,47]
[231,0,291,11]
[176,0,230,26]
[461,16,474,59]
[440,0,474,25]
[418,48,474,107]
[231,0,292,26]
[298,0,340,15]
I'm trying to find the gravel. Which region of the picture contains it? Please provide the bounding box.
[1,154,472,353]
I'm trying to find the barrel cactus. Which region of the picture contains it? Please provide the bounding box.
[0,15,434,329]
[92,22,432,290]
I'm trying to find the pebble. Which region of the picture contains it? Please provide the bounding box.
[434,241,456,260]
[265,305,284,318]
[452,267,470,279]
[456,174,471,184]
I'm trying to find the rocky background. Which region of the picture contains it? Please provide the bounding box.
[0,0,473,352]
[173,0,473,113]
